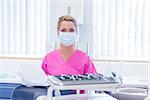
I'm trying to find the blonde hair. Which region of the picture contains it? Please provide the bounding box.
[57,15,77,32]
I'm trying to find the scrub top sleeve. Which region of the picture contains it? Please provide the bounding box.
[84,56,97,74]
[41,57,49,75]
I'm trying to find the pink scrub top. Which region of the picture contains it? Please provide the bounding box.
[42,49,96,75]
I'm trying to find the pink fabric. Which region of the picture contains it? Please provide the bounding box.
[42,49,96,75]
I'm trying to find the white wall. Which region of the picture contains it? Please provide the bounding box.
[0,58,149,83]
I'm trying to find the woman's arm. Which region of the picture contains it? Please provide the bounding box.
[84,56,97,74]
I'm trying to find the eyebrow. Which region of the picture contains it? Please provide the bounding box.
[60,28,75,30]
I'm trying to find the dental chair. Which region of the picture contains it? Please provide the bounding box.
[0,83,21,100]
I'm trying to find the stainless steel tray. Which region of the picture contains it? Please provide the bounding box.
[48,73,118,86]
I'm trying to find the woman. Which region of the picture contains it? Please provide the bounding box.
[42,15,96,95]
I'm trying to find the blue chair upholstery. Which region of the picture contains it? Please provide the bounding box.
[0,83,21,100]
[12,85,47,100]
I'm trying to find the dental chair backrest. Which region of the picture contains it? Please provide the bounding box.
[18,64,49,87]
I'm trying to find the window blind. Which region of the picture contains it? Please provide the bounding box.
[0,0,48,57]
[93,0,150,60]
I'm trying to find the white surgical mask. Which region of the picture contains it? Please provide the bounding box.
[59,31,77,46]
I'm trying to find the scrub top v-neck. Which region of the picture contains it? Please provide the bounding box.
[42,49,96,75]
[57,49,77,65]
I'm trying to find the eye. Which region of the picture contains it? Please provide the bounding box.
[70,29,75,32]
[60,29,66,32]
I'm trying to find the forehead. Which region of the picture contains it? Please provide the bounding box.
[59,21,75,28]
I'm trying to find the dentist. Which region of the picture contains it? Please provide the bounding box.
[42,15,96,95]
